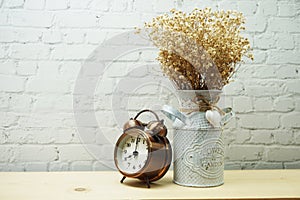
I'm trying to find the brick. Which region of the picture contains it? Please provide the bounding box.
[286,79,300,94]
[86,30,106,44]
[278,2,296,16]
[48,161,69,171]
[63,30,85,44]
[9,11,53,27]
[9,94,33,112]
[0,12,8,25]
[4,0,24,8]
[96,127,119,145]
[253,97,273,112]
[284,161,300,169]
[101,144,114,160]
[218,1,238,11]
[133,0,153,12]
[250,50,267,64]
[93,161,114,170]
[95,110,117,127]
[274,96,294,112]
[10,44,50,59]
[224,162,241,170]
[36,61,60,77]
[17,61,37,75]
[233,96,253,113]
[24,0,45,10]
[277,33,294,50]
[0,45,8,58]
[17,113,74,128]
[258,0,277,16]
[25,162,48,171]
[254,33,277,49]
[94,78,116,95]
[249,130,274,144]
[0,75,25,92]
[255,162,283,169]
[266,147,300,161]
[276,65,299,79]
[26,77,70,93]
[15,145,57,162]
[42,30,62,44]
[223,129,251,144]
[100,14,141,28]
[245,15,267,32]
[226,145,264,161]
[281,113,300,128]
[295,131,300,144]
[0,163,25,171]
[45,0,68,10]
[237,1,258,16]
[153,0,174,13]
[15,28,42,43]
[0,112,19,128]
[272,130,294,145]
[0,146,14,162]
[245,82,283,97]
[0,60,16,75]
[223,81,245,96]
[51,45,96,60]
[269,18,300,33]
[89,0,110,11]
[7,128,53,144]
[70,161,93,171]
[0,28,15,42]
[111,0,129,12]
[268,50,300,64]
[58,145,94,161]
[69,0,89,9]
[238,114,280,129]
[55,12,99,28]
[252,65,276,78]
[0,94,10,110]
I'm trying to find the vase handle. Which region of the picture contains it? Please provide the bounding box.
[220,107,235,126]
[161,105,186,126]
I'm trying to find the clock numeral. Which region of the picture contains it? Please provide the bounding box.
[123,150,127,154]
[137,138,141,142]
[127,162,131,167]
[126,143,131,147]
[131,138,135,143]
[143,139,145,144]
[138,164,142,169]
[133,165,136,170]
[124,157,127,161]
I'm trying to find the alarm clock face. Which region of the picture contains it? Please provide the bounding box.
[115,129,149,174]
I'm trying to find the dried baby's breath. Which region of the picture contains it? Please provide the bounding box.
[145,8,253,90]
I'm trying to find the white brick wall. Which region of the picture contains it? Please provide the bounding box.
[0,0,299,171]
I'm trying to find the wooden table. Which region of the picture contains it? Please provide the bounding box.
[1,170,300,200]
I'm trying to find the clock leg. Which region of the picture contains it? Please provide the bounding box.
[120,176,126,183]
[145,177,150,188]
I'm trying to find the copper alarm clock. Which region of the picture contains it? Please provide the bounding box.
[114,109,172,188]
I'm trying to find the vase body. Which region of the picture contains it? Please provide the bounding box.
[162,90,226,187]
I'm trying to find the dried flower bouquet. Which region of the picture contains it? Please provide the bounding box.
[144,8,253,90]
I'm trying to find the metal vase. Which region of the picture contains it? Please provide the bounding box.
[173,126,224,187]
[162,90,232,187]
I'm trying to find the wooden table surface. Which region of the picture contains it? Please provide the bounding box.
[1,170,300,200]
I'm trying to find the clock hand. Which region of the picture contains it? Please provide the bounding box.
[123,154,133,161]
[133,136,139,157]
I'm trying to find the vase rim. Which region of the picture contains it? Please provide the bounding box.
[176,89,222,93]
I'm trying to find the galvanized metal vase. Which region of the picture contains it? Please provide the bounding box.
[162,90,233,187]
